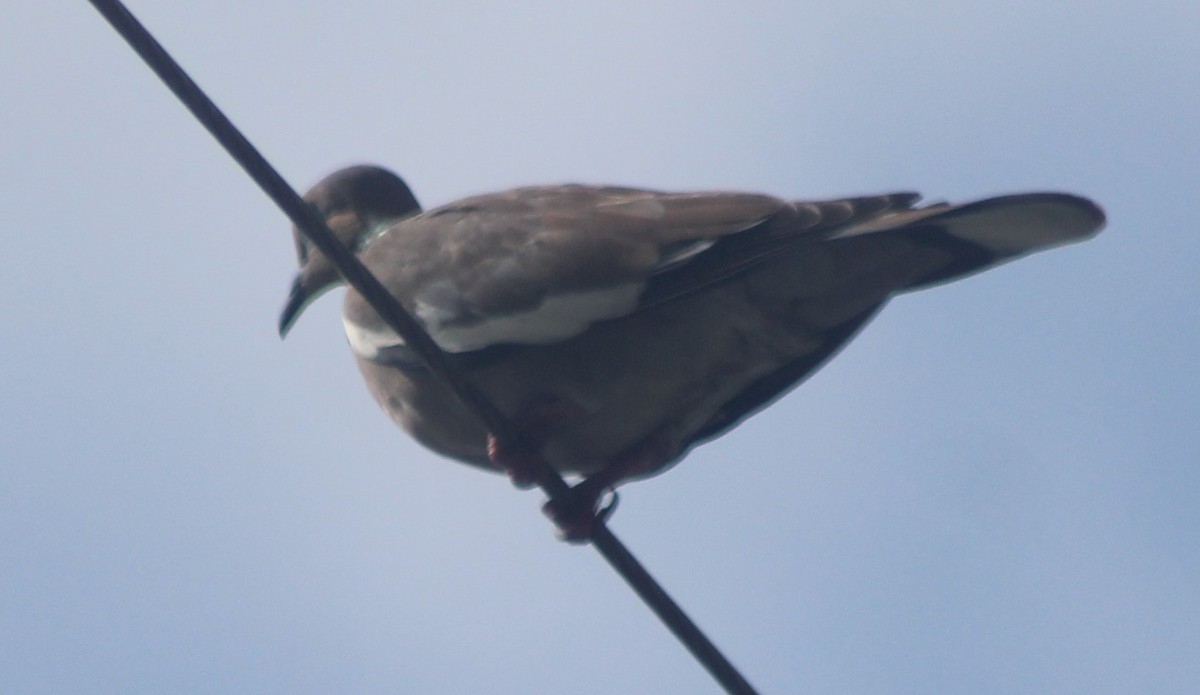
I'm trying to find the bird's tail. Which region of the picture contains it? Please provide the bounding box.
[831,193,1106,291]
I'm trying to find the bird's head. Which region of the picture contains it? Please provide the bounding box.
[279,165,421,337]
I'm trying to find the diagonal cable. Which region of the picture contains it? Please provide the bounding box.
[85,2,759,693]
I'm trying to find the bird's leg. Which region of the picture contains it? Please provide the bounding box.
[489,398,679,542]
[486,435,543,489]
[486,396,588,489]
[543,430,677,543]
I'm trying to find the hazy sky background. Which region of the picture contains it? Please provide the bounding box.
[3,2,1197,693]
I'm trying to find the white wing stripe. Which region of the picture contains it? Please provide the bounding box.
[344,282,645,356]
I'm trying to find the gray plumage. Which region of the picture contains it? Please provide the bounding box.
[281,165,1103,488]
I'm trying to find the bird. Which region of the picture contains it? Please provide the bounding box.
[279,165,1103,539]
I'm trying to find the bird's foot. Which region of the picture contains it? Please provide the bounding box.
[538,430,674,542]
[542,478,619,544]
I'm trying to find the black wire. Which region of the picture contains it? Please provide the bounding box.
[85,2,759,693]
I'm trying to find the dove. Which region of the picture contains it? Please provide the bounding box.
[280,165,1103,538]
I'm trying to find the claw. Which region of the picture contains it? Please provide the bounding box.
[543,481,618,543]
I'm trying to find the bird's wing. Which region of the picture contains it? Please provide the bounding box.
[346,185,921,354]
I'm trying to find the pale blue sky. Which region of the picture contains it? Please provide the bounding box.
[2,2,1197,693]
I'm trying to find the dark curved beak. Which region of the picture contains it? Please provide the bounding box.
[278,275,309,338]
